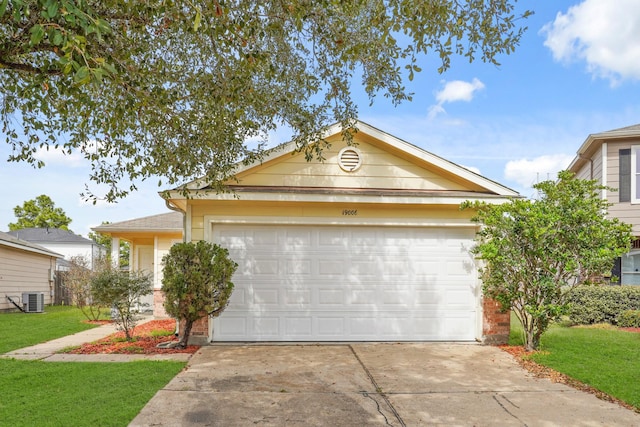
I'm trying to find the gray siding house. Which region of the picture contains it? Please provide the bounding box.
[567,124,640,284]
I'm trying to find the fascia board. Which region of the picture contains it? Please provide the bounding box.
[163,189,515,206]
[567,128,640,172]
[0,240,62,258]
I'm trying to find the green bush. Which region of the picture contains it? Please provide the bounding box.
[566,285,640,325]
[162,241,237,348]
[91,269,152,340]
[617,310,640,328]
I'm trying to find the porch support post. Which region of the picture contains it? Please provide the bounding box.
[111,237,120,268]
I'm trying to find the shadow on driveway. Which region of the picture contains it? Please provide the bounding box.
[130,343,639,426]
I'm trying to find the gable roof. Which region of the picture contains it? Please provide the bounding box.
[92,212,183,234]
[0,231,62,258]
[568,124,640,172]
[165,120,519,208]
[6,228,98,245]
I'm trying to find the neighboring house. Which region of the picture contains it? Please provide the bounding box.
[567,124,640,285]
[0,231,61,312]
[6,228,106,270]
[91,212,183,314]
[157,120,519,344]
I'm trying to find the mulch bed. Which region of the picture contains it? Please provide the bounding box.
[499,328,640,414]
[66,319,200,355]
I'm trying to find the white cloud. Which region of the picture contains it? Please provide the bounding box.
[541,0,640,84]
[33,145,84,167]
[504,154,575,190]
[33,140,103,168]
[428,78,485,119]
[435,78,485,104]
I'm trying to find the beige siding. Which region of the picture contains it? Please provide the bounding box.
[593,149,603,184]
[0,246,54,311]
[604,141,640,234]
[188,200,475,243]
[573,146,603,182]
[235,137,481,192]
[155,237,180,288]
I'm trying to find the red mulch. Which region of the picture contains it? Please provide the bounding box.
[66,319,199,355]
[499,342,639,414]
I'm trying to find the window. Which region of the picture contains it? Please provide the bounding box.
[630,146,640,204]
[619,149,630,202]
[621,251,640,285]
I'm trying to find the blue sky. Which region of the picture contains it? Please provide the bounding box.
[2,0,640,237]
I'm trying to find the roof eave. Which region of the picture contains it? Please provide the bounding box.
[162,188,518,205]
[92,227,183,234]
[569,127,640,172]
[0,240,62,258]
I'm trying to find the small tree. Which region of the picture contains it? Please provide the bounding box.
[62,255,107,321]
[162,241,237,348]
[90,269,153,341]
[464,171,632,351]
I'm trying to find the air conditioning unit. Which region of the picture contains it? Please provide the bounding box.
[22,292,45,313]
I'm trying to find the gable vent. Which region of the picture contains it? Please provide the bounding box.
[338,147,362,172]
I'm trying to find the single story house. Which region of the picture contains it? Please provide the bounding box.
[153,120,519,344]
[92,212,183,314]
[0,231,61,312]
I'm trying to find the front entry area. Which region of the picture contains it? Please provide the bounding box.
[211,224,479,341]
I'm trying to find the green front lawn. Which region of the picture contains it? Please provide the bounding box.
[509,315,640,410]
[0,359,184,427]
[0,305,105,353]
[1,306,186,426]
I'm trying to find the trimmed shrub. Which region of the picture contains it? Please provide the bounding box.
[617,310,640,328]
[162,241,237,348]
[566,285,640,325]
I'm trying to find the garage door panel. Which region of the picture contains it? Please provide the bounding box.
[316,317,346,336]
[213,225,478,341]
[284,290,311,305]
[217,316,248,337]
[318,289,343,305]
[252,289,279,305]
[253,317,280,337]
[286,259,311,275]
[285,317,312,337]
[348,289,378,305]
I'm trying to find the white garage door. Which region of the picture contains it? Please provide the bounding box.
[211,225,478,341]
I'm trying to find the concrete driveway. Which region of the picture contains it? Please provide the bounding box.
[130,343,639,426]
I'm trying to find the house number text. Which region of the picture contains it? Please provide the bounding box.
[342,209,358,216]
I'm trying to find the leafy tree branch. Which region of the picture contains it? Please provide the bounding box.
[2,0,532,201]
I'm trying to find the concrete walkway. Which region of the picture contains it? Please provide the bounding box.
[1,318,192,362]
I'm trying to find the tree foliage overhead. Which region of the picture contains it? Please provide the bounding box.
[9,194,72,230]
[1,0,532,201]
[464,171,632,351]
